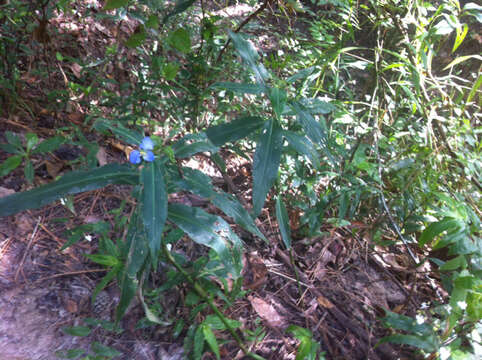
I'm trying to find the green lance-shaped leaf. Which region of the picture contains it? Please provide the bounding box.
[163,0,196,24]
[125,25,147,48]
[205,116,265,147]
[176,167,214,198]
[0,155,23,177]
[275,196,291,249]
[116,211,148,321]
[32,136,65,154]
[94,119,144,146]
[378,334,438,353]
[210,82,266,95]
[168,203,243,277]
[176,167,266,241]
[283,130,320,167]
[172,133,218,159]
[141,160,168,261]
[202,323,220,360]
[290,100,335,165]
[91,342,122,358]
[168,28,191,53]
[212,192,266,242]
[297,97,336,115]
[252,118,283,217]
[419,218,462,247]
[286,66,316,83]
[104,0,129,11]
[290,101,327,146]
[62,326,91,337]
[268,87,287,121]
[229,31,270,85]
[0,163,138,217]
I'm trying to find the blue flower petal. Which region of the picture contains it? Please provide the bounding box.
[143,150,155,162]
[129,150,142,164]
[140,137,154,151]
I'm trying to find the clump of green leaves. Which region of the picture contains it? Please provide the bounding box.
[0,132,64,183]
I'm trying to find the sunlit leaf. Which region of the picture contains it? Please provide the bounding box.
[203,314,241,330]
[145,14,159,29]
[419,218,462,246]
[439,255,467,271]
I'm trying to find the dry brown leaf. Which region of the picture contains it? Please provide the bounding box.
[96,146,108,166]
[248,296,285,328]
[66,113,84,124]
[15,214,34,236]
[242,252,267,290]
[64,298,78,313]
[45,160,63,178]
[316,295,334,309]
[313,262,327,281]
[69,63,82,78]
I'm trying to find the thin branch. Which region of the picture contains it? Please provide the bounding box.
[216,0,271,64]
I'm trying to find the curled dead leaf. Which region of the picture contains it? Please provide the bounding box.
[248,296,285,328]
[242,252,267,290]
[317,295,334,309]
[45,160,63,178]
[69,63,82,78]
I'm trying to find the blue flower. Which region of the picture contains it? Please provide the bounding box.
[129,137,155,164]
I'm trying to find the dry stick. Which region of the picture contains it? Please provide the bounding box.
[33,268,107,284]
[215,0,271,64]
[15,216,42,283]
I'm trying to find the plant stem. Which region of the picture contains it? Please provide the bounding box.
[162,244,265,360]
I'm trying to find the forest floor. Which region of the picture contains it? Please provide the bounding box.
[0,1,443,359]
